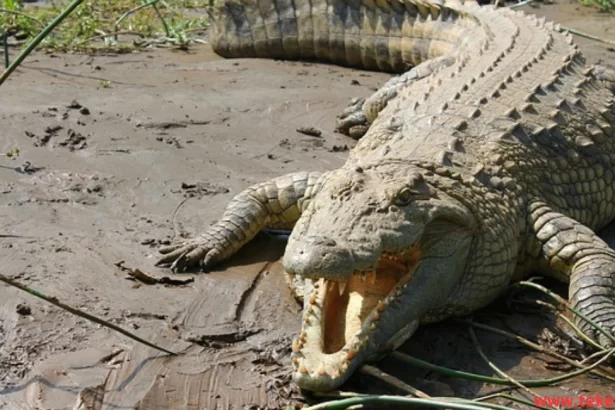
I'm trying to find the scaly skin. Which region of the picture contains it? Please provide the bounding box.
[158,0,615,392]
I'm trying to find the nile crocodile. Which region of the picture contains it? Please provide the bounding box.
[157,0,615,392]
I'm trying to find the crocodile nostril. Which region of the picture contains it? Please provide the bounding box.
[306,235,338,247]
[311,236,337,247]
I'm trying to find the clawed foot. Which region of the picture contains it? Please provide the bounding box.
[156,235,223,272]
[335,97,370,140]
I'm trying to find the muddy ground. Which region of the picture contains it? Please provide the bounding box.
[1,1,615,409]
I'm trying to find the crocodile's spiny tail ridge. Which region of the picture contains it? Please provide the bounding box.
[208,0,483,73]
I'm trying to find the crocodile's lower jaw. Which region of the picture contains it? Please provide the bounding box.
[290,246,421,391]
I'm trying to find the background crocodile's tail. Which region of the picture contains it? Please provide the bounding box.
[208,0,479,73]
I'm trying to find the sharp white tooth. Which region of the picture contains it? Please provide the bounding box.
[361,272,367,282]
[338,281,347,296]
[369,271,376,285]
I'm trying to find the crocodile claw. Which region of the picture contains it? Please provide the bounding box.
[156,238,221,272]
[335,97,370,140]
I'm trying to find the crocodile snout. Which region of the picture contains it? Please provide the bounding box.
[283,235,355,278]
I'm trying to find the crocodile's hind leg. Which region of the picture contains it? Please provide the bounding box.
[335,56,456,139]
[528,203,615,348]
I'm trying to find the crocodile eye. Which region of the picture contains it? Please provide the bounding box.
[393,188,412,206]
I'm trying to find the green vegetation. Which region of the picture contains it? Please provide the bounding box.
[0,0,210,53]
[580,0,614,12]
[2,147,19,158]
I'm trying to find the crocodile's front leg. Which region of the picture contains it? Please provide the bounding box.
[157,171,322,272]
[529,203,615,348]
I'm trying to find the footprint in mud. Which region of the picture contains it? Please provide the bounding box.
[58,129,88,151]
[25,127,88,151]
[155,135,183,148]
[25,171,114,206]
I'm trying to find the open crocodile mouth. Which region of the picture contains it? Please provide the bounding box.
[291,245,421,384]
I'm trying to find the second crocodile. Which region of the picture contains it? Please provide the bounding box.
[157,0,615,392]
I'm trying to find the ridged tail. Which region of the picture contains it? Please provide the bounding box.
[208,0,477,73]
